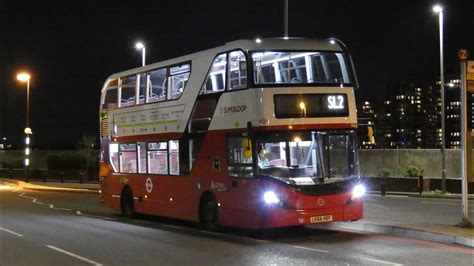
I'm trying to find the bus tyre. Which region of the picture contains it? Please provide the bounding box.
[121,187,135,218]
[200,195,219,232]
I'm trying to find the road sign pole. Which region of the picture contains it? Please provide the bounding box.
[458,50,472,228]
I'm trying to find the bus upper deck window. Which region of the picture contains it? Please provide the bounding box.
[252,51,352,85]
[102,79,118,110]
[137,73,146,104]
[168,64,190,100]
[228,51,247,90]
[148,68,167,103]
[120,76,136,107]
[201,53,226,94]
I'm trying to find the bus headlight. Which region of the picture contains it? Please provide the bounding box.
[263,191,280,204]
[351,184,366,200]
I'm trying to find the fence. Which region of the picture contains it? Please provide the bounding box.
[0,149,472,182]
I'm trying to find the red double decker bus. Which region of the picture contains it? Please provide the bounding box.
[99,38,365,230]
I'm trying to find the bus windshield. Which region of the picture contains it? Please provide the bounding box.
[256,130,358,185]
[252,51,352,86]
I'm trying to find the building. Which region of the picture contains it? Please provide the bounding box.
[357,74,473,149]
[436,76,472,149]
[357,101,376,149]
[359,84,439,149]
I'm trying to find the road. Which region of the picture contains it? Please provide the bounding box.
[0,189,472,265]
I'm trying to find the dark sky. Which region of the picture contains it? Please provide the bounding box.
[1,0,473,148]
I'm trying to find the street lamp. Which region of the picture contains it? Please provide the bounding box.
[433,4,446,193]
[135,42,146,67]
[17,72,32,181]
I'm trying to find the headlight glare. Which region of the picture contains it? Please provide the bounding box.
[352,184,366,200]
[263,191,279,204]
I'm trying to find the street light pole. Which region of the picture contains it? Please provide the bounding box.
[284,0,288,38]
[433,5,446,193]
[135,42,146,67]
[17,72,32,182]
[26,78,30,128]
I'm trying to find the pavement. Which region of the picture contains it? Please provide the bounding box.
[2,178,473,248]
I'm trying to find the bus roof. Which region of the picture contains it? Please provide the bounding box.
[104,38,345,81]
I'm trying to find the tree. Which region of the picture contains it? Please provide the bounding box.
[77,134,98,179]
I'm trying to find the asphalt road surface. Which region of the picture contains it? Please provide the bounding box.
[1,189,472,266]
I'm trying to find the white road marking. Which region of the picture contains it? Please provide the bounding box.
[75,212,118,221]
[367,203,390,210]
[362,257,403,266]
[421,201,458,205]
[49,204,71,211]
[198,229,271,244]
[291,245,329,253]
[46,245,102,266]
[0,227,24,237]
[19,192,43,205]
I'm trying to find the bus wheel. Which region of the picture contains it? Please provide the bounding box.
[121,187,135,218]
[200,195,219,231]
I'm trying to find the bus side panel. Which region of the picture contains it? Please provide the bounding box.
[188,130,264,228]
[151,175,200,222]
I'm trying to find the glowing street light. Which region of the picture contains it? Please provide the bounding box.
[433,4,446,193]
[135,42,146,67]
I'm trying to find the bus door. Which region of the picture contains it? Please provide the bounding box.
[219,135,262,227]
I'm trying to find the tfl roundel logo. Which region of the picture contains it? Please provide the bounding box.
[317,198,325,207]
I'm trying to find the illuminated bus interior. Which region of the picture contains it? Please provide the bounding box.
[252,51,352,85]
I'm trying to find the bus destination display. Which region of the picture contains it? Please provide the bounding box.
[274,93,349,118]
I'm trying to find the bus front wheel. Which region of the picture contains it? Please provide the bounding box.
[121,187,135,218]
[199,194,219,231]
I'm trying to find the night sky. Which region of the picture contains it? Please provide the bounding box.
[1,0,473,149]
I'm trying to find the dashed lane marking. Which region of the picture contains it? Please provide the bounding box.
[196,229,272,244]
[18,192,115,221]
[367,203,390,210]
[46,245,103,266]
[75,211,118,221]
[360,257,403,266]
[291,245,329,253]
[49,204,72,211]
[421,201,459,205]
[0,227,24,237]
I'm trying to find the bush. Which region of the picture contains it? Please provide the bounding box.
[405,163,424,177]
[2,158,25,169]
[46,153,86,170]
[378,168,393,177]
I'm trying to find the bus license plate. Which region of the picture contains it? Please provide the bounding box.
[310,215,333,223]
